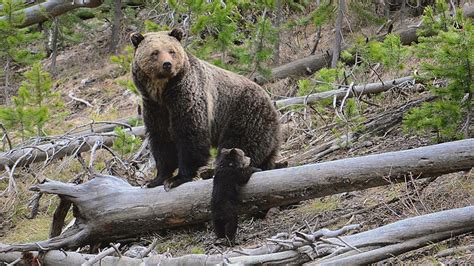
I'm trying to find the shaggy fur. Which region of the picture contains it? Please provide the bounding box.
[131,29,280,189]
[211,148,260,244]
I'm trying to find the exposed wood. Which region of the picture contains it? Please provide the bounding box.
[310,206,474,265]
[251,5,474,85]
[0,206,472,265]
[275,76,414,108]
[0,139,472,253]
[0,0,104,28]
[0,126,146,171]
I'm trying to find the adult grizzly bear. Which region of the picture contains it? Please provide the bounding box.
[130,29,280,189]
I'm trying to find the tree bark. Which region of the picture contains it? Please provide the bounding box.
[109,0,122,54]
[310,206,474,265]
[0,206,472,265]
[0,0,104,28]
[250,5,474,85]
[275,76,414,108]
[0,139,472,252]
[0,126,146,171]
[331,0,344,68]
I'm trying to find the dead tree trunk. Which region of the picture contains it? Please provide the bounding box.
[0,0,104,28]
[275,76,414,108]
[1,139,472,253]
[331,0,344,68]
[0,206,472,265]
[109,0,122,54]
[0,126,146,171]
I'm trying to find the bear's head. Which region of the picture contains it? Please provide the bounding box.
[215,148,251,169]
[130,28,186,80]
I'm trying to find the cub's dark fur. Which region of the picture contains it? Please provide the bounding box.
[211,148,260,244]
[130,29,280,189]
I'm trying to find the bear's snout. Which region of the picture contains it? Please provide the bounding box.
[162,61,172,71]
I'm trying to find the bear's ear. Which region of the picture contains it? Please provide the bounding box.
[169,28,184,42]
[130,32,144,48]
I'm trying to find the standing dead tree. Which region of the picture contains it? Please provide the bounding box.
[0,139,472,253]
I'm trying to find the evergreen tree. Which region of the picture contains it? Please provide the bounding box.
[0,0,43,89]
[403,2,473,141]
[0,63,62,141]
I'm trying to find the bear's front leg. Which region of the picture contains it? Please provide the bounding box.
[163,139,210,190]
[142,101,178,188]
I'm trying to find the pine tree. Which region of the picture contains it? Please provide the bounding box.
[403,2,473,141]
[0,63,61,141]
[0,0,44,91]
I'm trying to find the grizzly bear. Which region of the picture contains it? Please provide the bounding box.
[211,148,261,245]
[130,28,280,189]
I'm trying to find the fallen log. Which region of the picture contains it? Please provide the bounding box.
[0,206,472,265]
[251,5,474,85]
[0,0,104,28]
[310,206,474,265]
[275,76,414,109]
[0,139,472,253]
[0,126,146,171]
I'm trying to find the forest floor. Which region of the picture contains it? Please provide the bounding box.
[0,5,473,265]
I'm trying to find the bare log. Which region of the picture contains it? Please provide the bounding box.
[0,0,104,28]
[251,5,474,85]
[311,206,474,265]
[275,76,414,108]
[0,206,472,265]
[0,139,472,253]
[0,126,146,171]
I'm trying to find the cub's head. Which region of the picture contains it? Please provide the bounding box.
[215,148,251,169]
[130,28,186,79]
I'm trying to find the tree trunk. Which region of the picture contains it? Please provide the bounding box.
[273,0,282,65]
[331,0,344,68]
[0,126,146,171]
[0,0,104,28]
[1,139,472,253]
[275,76,414,108]
[49,17,59,75]
[109,0,122,54]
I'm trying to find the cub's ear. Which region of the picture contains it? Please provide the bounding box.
[229,148,238,155]
[220,148,230,154]
[130,32,144,48]
[169,28,184,42]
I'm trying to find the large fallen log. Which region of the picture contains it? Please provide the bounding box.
[0,139,472,253]
[275,76,414,108]
[0,126,146,171]
[0,206,472,265]
[0,0,104,28]
[251,5,474,84]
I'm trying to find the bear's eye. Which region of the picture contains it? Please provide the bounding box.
[169,50,176,56]
[151,51,159,57]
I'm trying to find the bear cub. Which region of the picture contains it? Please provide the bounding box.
[211,148,260,245]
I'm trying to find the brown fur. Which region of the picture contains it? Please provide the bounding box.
[131,29,281,189]
[211,148,260,245]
